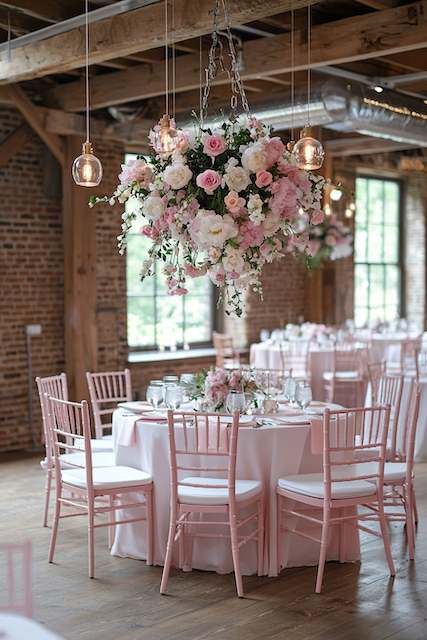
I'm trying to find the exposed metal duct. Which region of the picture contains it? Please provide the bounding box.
[181,80,427,148]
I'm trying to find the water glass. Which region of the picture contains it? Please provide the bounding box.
[163,375,179,385]
[146,381,164,408]
[260,329,270,342]
[225,390,246,414]
[165,384,184,410]
[283,377,297,404]
[295,382,312,411]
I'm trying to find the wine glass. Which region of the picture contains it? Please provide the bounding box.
[146,381,164,408]
[295,382,312,411]
[165,384,184,410]
[283,377,297,404]
[225,390,246,414]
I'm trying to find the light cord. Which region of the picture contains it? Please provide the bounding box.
[199,36,203,121]
[165,0,169,115]
[85,0,90,143]
[7,11,11,62]
[307,3,311,126]
[290,2,294,140]
[172,0,176,118]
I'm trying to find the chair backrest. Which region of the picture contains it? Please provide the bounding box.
[280,340,311,375]
[322,405,391,501]
[367,361,386,402]
[47,395,93,491]
[386,338,421,377]
[0,541,32,617]
[167,410,240,506]
[374,374,404,459]
[396,380,421,465]
[86,369,132,439]
[332,345,366,376]
[36,373,68,463]
[213,332,238,368]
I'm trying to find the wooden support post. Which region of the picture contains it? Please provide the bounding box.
[63,136,97,400]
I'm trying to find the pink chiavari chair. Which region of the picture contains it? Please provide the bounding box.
[86,369,132,441]
[374,375,404,462]
[280,339,311,381]
[160,410,264,597]
[386,337,422,379]
[277,405,395,593]
[0,542,32,617]
[47,395,154,578]
[323,345,367,406]
[213,332,240,369]
[362,382,420,559]
[37,375,115,528]
[367,361,386,403]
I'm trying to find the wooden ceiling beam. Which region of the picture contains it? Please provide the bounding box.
[325,136,418,156]
[0,1,77,23]
[0,123,30,167]
[354,0,399,9]
[0,0,316,84]
[6,84,64,165]
[48,1,427,112]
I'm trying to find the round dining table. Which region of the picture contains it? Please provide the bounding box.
[111,402,359,577]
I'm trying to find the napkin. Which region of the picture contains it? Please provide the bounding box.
[116,413,141,447]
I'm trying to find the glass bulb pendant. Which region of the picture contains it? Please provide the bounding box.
[72,141,103,187]
[154,114,178,157]
[292,127,324,171]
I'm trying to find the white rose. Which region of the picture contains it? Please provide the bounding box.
[249,210,265,224]
[163,161,192,190]
[247,193,263,212]
[241,142,268,173]
[143,195,165,220]
[190,210,238,249]
[224,165,250,193]
[222,248,245,274]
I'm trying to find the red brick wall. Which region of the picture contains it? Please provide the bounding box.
[0,108,64,450]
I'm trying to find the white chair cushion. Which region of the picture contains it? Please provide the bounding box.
[278,472,376,499]
[360,462,407,484]
[74,438,113,453]
[323,371,360,381]
[62,465,152,489]
[178,477,262,505]
[40,451,114,470]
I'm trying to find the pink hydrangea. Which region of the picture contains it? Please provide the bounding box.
[270,176,298,218]
[239,220,265,250]
[119,159,153,187]
[265,137,285,167]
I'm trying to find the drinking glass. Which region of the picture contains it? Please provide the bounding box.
[146,381,164,408]
[295,382,312,411]
[163,375,179,385]
[260,329,270,342]
[165,384,184,410]
[283,377,297,404]
[225,390,246,414]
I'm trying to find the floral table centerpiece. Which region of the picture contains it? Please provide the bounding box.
[191,368,259,412]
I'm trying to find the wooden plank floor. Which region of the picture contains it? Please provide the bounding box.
[1,452,427,640]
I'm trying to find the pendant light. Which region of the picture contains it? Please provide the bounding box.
[292,5,324,170]
[72,0,103,187]
[153,0,178,157]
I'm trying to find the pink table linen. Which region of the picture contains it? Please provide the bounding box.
[111,407,360,577]
[250,342,334,400]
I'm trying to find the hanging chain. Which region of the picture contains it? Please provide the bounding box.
[200,0,250,125]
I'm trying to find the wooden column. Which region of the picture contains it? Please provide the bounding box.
[63,136,97,400]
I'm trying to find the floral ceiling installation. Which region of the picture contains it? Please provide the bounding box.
[90,0,326,316]
[302,213,353,269]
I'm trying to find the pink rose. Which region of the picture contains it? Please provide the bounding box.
[325,234,337,247]
[266,137,285,167]
[224,190,245,214]
[203,133,226,158]
[119,159,153,186]
[185,264,207,278]
[255,170,273,188]
[170,286,188,296]
[196,169,221,194]
[311,209,325,225]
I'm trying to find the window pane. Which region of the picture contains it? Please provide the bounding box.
[127,297,156,347]
[126,234,154,297]
[184,296,212,344]
[354,177,401,325]
[156,296,184,347]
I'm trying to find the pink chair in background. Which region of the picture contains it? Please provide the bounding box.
[213,332,240,369]
[0,541,32,618]
[373,375,404,462]
[276,405,395,593]
[367,360,386,402]
[36,375,114,528]
[160,411,264,597]
[86,369,132,440]
[323,345,366,406]
[386,338,422,379]
[46,395,154,578]
[280,339,311,381]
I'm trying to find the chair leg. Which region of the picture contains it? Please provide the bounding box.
[315,513,330,594]
[145,490,153,566]
[276,492,282,575]
[378,498,396,576]
[160,504,177,594]
[257,496,265,577]
[412,488,419,526]
[88,501,95,579]
[107,495,115,549]
[178,523,185,570]
[43,469,52,528]
[405,484,415,561]
[338,509,346,563]
[48,490,61,563]
[229,509,244,598]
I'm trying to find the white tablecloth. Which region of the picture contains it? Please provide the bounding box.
[111,407,359,577]
[250,342,334,400]
[0,614,63,640]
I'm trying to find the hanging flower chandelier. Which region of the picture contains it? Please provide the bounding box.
[90,0,327,316]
